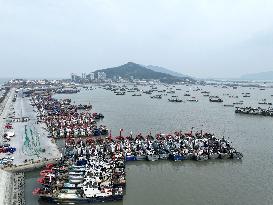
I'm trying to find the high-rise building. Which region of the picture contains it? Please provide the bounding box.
[86,72,95,81]
[89,72,95,80]
[97,72,107,80]
[71,73,81,82]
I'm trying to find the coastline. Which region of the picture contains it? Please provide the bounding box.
[0,87,61,205]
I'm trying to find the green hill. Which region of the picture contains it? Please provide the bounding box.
[94,62,195,83]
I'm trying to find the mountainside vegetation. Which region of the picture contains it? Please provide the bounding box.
[94,62,195,83]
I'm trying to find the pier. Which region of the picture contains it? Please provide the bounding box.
[3,158,60,173]
[0,88,61,168]
[0,87,62,204]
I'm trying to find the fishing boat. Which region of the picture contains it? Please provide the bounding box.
[135,149,146,160]
[145,146,159,161]
[194,153,209,161]
[187,99,198,102]
[233,102,243,105]
[231,151,243,159]
[169,153,185,161]
[125,152,137,161]
[150,94,162,99]
[115,92,125,95]
[209,96,223,102]
[208,152,219,160]
[258,102,272,105]
[258,99,272,105]
[224,104,234,107]
[158,151,169,160]
[219,152,231,159]
[93,113,104,119]
[168,98,183,102]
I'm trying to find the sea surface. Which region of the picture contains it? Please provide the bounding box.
[0,78,9,86]
[25,84,273,205]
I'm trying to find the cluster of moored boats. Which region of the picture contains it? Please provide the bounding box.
[33,137,125,203]
[29,85,245,204]
[33,131,242,203]
[76,104,92,110]
[114,132,243,161]
[32,94,108,138]
[55,88,80,94]
[235,106,273,116]
[102,84,273,107]
[103,84,232,104]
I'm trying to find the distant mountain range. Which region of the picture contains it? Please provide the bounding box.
[145,65,189,78]
[240,71,273,81]
[94,62,195,83]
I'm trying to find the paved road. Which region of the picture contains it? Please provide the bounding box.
[0,88,61,166]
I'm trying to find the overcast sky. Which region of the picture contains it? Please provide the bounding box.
[1,0,273,79]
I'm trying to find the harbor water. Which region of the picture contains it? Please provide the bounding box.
[26,85,273,205]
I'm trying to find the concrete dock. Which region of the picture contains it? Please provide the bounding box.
[0,87,62,205]
[0,88,61,166]
[3,158,60,173]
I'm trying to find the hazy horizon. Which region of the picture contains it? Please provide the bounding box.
[1,0,273,79]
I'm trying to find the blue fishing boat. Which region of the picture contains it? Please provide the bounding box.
[125,154,137,161]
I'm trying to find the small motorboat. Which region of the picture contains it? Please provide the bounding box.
[209,96,223,102]
[125,153,137,161]
[231,151,243,159]
[150,95,162,99]
[187,99,198,102]
[224,104,234,107]
[168,98,183,103]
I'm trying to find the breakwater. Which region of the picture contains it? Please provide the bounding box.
[3,158,60,173]
[0,170,25,205]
